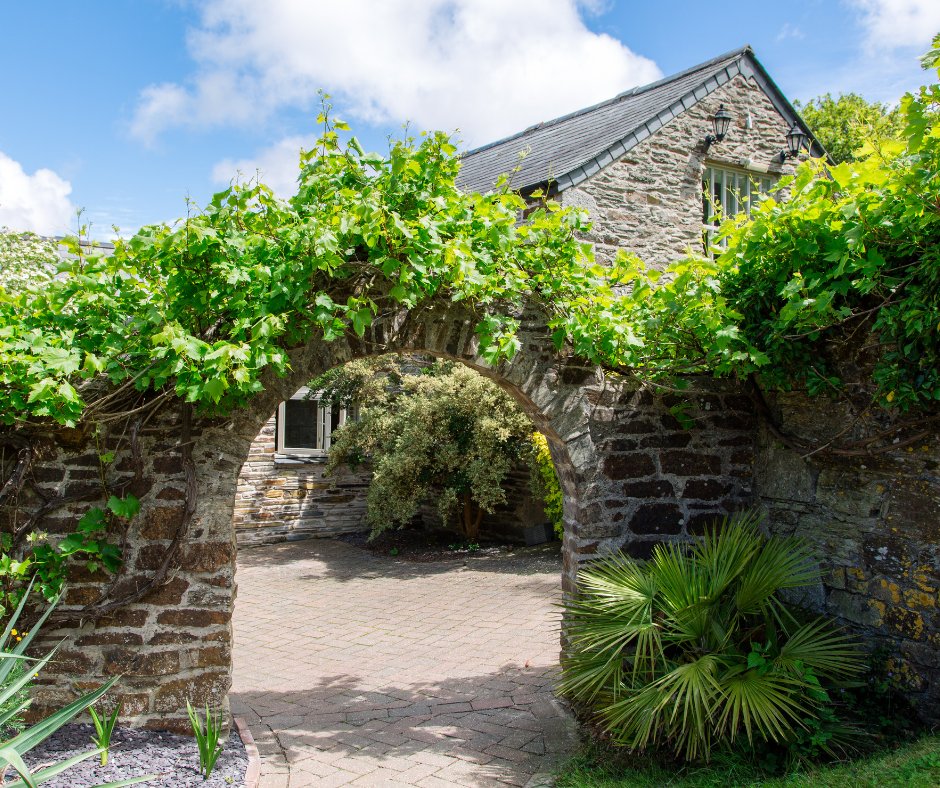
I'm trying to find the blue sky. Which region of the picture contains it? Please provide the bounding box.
[1,0,937,239]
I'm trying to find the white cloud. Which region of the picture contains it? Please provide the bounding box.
[131,0,661,148]
[0,151,76,236]
[212,134,315,197]
[776,23,804,42]
[849,0,940,51]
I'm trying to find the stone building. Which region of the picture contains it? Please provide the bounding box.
[235,45,820,546]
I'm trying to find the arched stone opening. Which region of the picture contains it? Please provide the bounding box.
[223,304,594,577]
[234,352,560,547]
[24,301,759,731]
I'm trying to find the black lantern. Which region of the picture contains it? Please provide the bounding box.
[705,105,732,147]
[779,123,808,161]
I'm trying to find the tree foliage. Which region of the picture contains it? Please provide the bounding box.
[0,230,60,294]
[0,111,605,428]
[529,432,564,537]
[717,48,940,413]
[794,92,903,164]
[3,57,935,428]
[321,359,547,539]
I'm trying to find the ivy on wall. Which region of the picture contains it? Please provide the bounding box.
[3,58,937,428]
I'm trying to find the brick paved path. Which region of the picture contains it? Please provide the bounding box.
[231,539,577,787]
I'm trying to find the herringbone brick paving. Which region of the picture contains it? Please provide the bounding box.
[231,539,576,787]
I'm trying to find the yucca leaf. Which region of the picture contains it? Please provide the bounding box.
[1,748,101,787]
[0,579,40,687]
[0,744,37,788]
[2,746,154,786]
[0,699,31,731]
[4,676,120,755]
[0,645,60,711]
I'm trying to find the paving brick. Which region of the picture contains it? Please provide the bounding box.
[232,538,577,785]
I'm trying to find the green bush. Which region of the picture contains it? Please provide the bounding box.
[324,360,542,539]
[529,432,563,538]
[559,511,863,761]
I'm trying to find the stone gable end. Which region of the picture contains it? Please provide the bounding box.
[563,72,794,267]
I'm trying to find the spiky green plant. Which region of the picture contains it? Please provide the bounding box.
[186,700,224,780]
[89,702,121,766]
[0,583,152,786]
[559,511,864,762]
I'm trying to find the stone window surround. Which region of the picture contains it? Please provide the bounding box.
[703,160,775,214]
[702,159,776,250]
[275,386,352,459]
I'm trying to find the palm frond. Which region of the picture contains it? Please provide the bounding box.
[736,535,818,615]
[777,619,865,679]
[559,509,865,763]
[718,665,811,745]
[648,543,717,646]
[694,511,764,599]
[558,645,626,703]
[606,655,725,760]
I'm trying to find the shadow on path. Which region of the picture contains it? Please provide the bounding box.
[232,538,576,786]
[231,666,576,787]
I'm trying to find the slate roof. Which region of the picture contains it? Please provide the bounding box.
[457,46,821,195]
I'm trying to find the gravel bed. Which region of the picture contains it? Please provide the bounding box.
[10,723,247,787]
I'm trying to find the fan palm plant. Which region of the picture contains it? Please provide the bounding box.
[559,510,863,761]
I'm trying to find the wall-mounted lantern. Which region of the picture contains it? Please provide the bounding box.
[779,122,808,162]
[704,105,732,148]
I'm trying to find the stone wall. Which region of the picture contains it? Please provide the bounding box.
[12,61,940,732]
[23,414,236,732]
[233,415,371,546]
[21,304,758,731]
[22,305,940,729]
[756,392,940,717]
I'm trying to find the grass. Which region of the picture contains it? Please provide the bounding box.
[555,733,940,788]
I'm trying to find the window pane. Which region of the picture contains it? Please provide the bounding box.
[284,399,319,449]
[320,405,341,450]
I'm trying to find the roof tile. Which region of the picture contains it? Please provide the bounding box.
[457,46,752,193]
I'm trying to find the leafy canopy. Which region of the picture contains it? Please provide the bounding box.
[321,359,547,539]
[794,92,903,164]
[0,111,605,428]
[2,46,940,430]
[717,45,940,409]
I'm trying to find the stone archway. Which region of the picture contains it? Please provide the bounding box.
[27,301,758,731]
